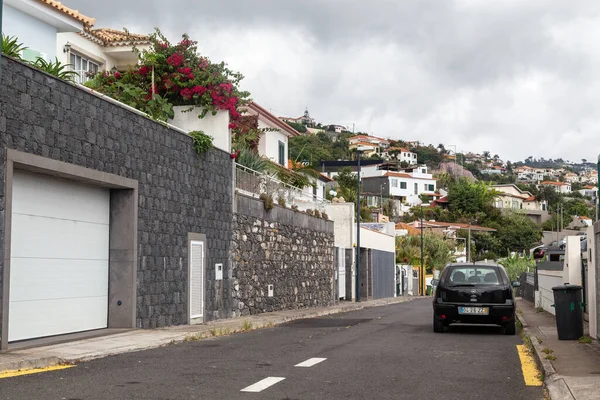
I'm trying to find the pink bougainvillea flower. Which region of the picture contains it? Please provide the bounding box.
[139,65,150,76]
[167,53,184,67]
[114,71,121,79]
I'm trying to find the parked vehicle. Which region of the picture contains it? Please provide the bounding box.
[432,263,520,335]
[531,245,546,260]
[559,233,587,250]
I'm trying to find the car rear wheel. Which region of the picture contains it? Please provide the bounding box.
[504,321,516,335]
[433,316,445,333]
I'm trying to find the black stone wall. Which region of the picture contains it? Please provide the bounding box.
[0,57,234,331]
[231,195,335,315]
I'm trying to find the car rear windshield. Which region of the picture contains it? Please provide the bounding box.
[443,266,505,286]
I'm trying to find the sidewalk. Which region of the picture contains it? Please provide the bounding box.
[0,296,419,375]
[517,298,600,400]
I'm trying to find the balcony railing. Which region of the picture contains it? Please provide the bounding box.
[235,163,330,212]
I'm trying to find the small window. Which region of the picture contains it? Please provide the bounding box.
[422,169,426,173]
[400,181,407,189]
[391,178,398,188]
[278,141,285,165]
[414,183,418,195]
[428,184,434,191]
[70,53,100,84]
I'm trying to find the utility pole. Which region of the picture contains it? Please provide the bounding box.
[467,223,471,262]
[356,149,362,302]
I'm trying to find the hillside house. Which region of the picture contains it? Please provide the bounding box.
[383,147,418,165]
[239,102,301,167]
[3,0,94,62]
[540,181,571,194]
[58,28,151,84]
[491,184,549,225]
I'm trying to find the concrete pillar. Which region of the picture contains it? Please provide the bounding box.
[563,236,582,286]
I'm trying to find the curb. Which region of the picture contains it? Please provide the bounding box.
[0,296,421,374]
[516,312,574,400]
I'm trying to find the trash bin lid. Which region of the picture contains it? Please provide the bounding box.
[552,284,583,291]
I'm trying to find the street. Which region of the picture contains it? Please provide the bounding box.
[0,299,543,400]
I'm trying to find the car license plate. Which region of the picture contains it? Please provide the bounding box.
[459,307,489,315]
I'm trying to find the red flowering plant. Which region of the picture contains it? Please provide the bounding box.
[85,28,250,124]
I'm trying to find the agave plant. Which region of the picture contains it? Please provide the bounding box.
[32,57,79,82]
[235,147,270,173]
[1,34,28,59]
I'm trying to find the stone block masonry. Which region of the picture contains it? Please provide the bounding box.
[231,195,335,316]
[0,57,233,333]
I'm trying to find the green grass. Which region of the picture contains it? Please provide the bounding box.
[537,337,543,344]
[579,335,593,344]
[242,320,253,331]
[546,354,557,361]
[535,307,545,313]
[542,347,553,355]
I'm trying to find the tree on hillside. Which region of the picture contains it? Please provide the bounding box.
[536,185,561,209]
[447,178,497,220]
[414,144,443,167]
[285,121,307,133]
[492,212,542,255]
[395,234,455,273]
[483,151,491,163]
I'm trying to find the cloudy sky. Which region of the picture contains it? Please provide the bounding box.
[65,0,600,162]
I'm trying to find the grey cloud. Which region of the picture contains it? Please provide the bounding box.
[61,0,600,161]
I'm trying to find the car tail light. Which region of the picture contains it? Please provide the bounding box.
[441,314,447,320]
[502,316,509,321]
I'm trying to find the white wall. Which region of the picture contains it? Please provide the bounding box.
[3,4,57,60]
[169,107,231,153]
[324,203,355,248]
[563,236,582,286]
[57,32,118,70]
[258,122,288,166]
[538,270,563,315]
[359,227,395,253]
[586,226,597,339]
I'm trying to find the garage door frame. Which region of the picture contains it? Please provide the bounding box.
[1,150,139,350]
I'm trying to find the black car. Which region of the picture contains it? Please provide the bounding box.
[432,263,521,335]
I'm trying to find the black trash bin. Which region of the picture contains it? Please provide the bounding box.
[552,284,584,340]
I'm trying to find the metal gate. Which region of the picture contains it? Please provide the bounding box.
[335,247,347,300]
[371,250,395,299]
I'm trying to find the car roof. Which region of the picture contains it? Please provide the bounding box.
[445,262,503,268]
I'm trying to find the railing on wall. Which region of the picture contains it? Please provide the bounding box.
[234,163,330,212]
[519,272,535,303]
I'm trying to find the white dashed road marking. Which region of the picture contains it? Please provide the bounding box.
[295,357,327,367]
[240,377,286,392]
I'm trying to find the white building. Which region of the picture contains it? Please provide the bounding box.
[361,164,437,205]
[58,28,150,84]
[383,147,418,165]
[2,0,94,62]
[540,181,572,194]
[240,102,301,167]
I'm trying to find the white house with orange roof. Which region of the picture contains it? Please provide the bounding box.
[239,102,301,167]
[2,0,95,62]
[57,27,151,84]
[383,147,418,165]
[540,181,571,194]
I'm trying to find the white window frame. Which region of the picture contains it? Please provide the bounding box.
[70,52,101,84]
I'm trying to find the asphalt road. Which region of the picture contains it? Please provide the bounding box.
[0,298,543,400]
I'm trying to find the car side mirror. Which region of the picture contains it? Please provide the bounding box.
[431,279,439,286]
[512,281,521,287]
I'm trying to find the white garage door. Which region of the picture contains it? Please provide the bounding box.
[9,170,110,342]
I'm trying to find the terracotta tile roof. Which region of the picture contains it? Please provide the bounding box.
[349,135,390,143]
[38,0,95,26]
[82,28,150,47]
[524,195,537,202]
[584,185,596,189]
[395,222,420,235]
[435,196,449,203]
[319,173,334,182]
[580,216,592,220]
[383,172,412,178]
